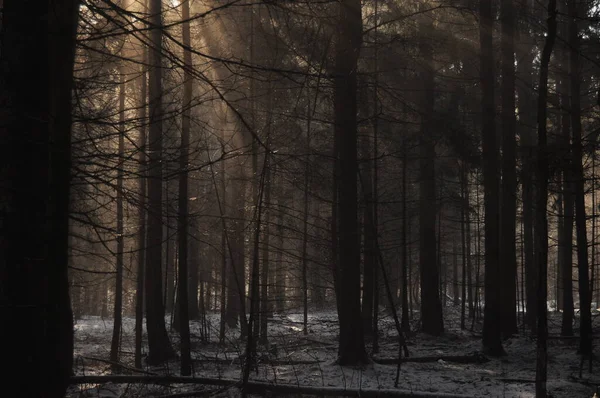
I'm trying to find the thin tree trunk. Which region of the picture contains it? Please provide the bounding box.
[176,0,193,376]
[135,41,148,369]
[361,132,375,336]
[301,97,311,336]
[418,4,443,336]
[558,10,574,334]
[276,190,286,313]
[110,69,126,366]
[401,144,410,332]
[568,0,592,359]
[500,0,518,338]
[516,0,538,335]
[259,170,271,345]
[219,138,227,342]
[535,2,557,395]
[460,164,468,329]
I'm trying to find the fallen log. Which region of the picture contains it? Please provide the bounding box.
[373,353,489,365]
[70,375,475,397]
[193,357,322,366]
[80,356,157,375]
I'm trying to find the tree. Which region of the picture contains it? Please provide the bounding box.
[335,0,368,365]
[418,2,443,336]
[480,0,504,356]
[558,0,574,335]
[568,0,592,359]
[110,62,126,367]
[499,0,518,338]
[176,0,193,376]
[534,1,557,395]
[145,0,176,364]
[0,1,79,395]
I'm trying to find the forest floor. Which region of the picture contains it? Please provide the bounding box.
[67,305,600,397]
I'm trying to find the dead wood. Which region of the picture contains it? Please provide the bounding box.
[81,356,157,375]
[70,375,475,397]
[373,353,489,365]
[193,357,322,366]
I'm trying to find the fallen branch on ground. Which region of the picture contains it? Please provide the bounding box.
[193,357,322,366]
[70,375,475,397]
[373,353,489,365]
[81,356,157,375]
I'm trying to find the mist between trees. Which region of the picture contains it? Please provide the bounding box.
[1,0,600,397]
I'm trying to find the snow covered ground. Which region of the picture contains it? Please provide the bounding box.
[67,307,599,397]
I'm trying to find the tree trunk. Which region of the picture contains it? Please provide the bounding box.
[335,0,368,365]
[401,144,410,332]
[0,1,78,395]
[276,192,286,313]
[418,4,443,336]
[516,0,538,335]
[176,0,193,376]
[361,132,375,336]
[568,0,592,359]
[534,3,556,395]
[460,164,468,329]
[301,100,311,335]
[480,0,504,356]
[110,69,126,366]
[259,171,271,345]
[499,0,518,338]
[145,0,176,364]
[558,6,574,334]
[135,40,148,370]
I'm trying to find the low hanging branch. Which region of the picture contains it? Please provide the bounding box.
[70,375,475,397]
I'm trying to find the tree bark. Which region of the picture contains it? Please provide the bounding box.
[499,0,518,338]
[335,0,368,365]
[535,2,557,395]
[568,0,592,359]
[0,1,79,395]
[110,68,126,366]
[516,0,538,335]
[145,0,176,364]
[558,3,574,335]
[135,45,148,368]
[480,0,504,356]
[418,3,443,336]
[176,0,193,376]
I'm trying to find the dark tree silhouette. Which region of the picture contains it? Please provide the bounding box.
[0,1,79,396]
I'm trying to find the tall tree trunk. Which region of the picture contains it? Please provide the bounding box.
[145,0,175,364]
[219,137,228,342]
[568,0,592,359]
[516,0,538,335]
[460,163,468,329]
[401,144,410,332]
[418,4,443,336]
[361,132,375,336]
[110,69,126,366]
[500,0,518,338]
[558,4,574,335]
[176,0,193,376]
[259,168,271,345]
[0,1,78,395]
[135,40,148,369]
[480,0,504,356]
[535,3,556,396]
[301,97,311,335]
[335,0,368,365]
